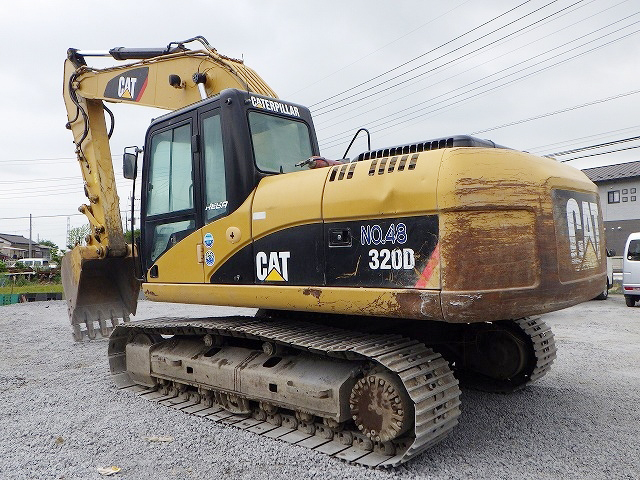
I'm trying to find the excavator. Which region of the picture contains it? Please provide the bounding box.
[62,36,606,467]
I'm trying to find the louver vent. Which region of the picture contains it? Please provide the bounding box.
[355,134,503,162]
[328,162,357,182]
[368,154,419,176]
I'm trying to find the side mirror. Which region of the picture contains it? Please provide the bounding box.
[123,152,137,180]
[606,248,616,257]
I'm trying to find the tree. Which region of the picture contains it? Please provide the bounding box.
[39,239,61,265]
[67,225,91,249]
[0,261,7,273]
[124,229,141,243]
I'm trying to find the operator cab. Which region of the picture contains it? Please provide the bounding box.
[135,88,319,271]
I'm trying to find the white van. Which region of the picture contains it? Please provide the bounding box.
[17,258,51,269]
[623,232,640,307]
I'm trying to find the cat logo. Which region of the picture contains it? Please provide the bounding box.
[566,198,600,270]
[553,189,604,281]
[256,251,290,282]
[103,67,149,102]
[118,77,137,99]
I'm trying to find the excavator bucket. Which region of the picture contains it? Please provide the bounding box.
[62,246,140,341]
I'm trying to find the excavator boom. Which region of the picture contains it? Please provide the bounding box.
[62,37,276,339]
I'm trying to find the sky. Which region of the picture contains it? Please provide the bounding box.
[1,0,639,251]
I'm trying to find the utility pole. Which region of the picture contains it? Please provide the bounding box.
[29,214,32,258]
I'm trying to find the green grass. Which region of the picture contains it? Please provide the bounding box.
[0,284,63,294]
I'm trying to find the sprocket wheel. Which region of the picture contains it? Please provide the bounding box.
[349,371,413,442]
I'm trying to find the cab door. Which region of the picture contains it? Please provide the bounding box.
[141,113,204,283]
[199,107,247,283]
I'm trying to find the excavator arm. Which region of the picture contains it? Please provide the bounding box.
[62,37,276,339]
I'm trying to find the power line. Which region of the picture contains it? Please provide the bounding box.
[0,176,78,184]
[0,213,85,220]
[0,153,127,165]
[525,124,640,152]
[312,0,578,115]
[310,0,542,109]
[559,144,640,161]
[320,26,640,150]
[0,156,77,165]
[290,0,473,96]
[544,135,640,157]
[312,0,612,132]
[316,8,640,147]
[470,89,640,135]
[2,179,135,196]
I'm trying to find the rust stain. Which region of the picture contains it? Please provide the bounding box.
[440,210,538,292]
[302,288,322,299]
[393,290,443,320]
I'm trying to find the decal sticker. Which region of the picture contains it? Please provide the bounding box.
[361,223,407,246]
[252,211,266,220]
[205,250,215,267]
[553,189,603,281]
[256,251,290,282]
[203,232,214,248]
[325,216,439,289]
[205,201,228,212]
[103,67,149,102]
[250,96,300,117]
[414,243,440,288]
[565,198,600,266]
[368,248,415,270]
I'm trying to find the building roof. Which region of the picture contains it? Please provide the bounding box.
[582,160,640,183]
[0,233,32,244]
[0,233,51,249]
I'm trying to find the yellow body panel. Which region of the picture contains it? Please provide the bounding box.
[436,147,595,210]
[202,192,255,281]
[251,169,327,239]
[142,283,443,320]
[322,153,441,221]
[148,228,203,283]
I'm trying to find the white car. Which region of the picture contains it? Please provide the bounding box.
[623,232,640,307]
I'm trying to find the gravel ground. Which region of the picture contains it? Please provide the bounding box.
[1,296,639,480]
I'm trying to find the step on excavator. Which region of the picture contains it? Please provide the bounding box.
[62,36,606,466]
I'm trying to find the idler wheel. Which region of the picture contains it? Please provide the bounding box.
[349,371,413,442]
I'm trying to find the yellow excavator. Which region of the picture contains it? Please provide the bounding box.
[62,36,605,466]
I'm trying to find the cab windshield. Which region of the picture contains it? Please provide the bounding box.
[248,112,313,173]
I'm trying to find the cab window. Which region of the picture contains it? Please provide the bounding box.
[202,113,228,223]
[248,112,313,173]
[145,122,196,264]
[147,124,193,216]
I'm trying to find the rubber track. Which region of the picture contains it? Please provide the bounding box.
[109,316,462,467]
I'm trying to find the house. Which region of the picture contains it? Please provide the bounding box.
[582,160,640,255]
[0,234,51,262]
